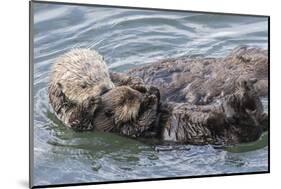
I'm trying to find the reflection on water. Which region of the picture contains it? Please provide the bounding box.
[32,2,268,186]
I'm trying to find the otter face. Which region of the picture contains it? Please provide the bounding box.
[58,79,114,105]
[50,49,115,115]
[93,85,161,137]
[48,49,117,130]
[101,86,143,126]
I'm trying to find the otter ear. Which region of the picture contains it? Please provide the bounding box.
[57,82,63,89]
[54,82,64,97]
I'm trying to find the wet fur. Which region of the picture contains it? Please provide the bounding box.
[128,47,268,104]
[48,49,114,130]
[160,78,267,145]
[123,47,268,144]
[48,47,268,145]
[108,47,268,144]
[92,86,160,137]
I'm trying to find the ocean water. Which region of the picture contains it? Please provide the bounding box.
[31,2,269,186]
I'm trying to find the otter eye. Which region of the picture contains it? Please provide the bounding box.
[80,83,87,89]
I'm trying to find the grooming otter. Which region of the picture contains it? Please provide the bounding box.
[48,48,115,130]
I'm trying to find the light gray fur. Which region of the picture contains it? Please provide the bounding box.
[48,48,114,130]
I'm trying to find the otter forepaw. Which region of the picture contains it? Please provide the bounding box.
[68,113,81,129]
[120,124,140,138]
[69,119,80,129]
[128,83,147,93]
[147,94,157,104]
[142,94,158,108]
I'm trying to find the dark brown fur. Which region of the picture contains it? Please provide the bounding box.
[160,78,268,145]
[127,46,268,104]
[107,69,267,145]
[92,86,160,137]
[49,47,268,145]
[48,49,115,130]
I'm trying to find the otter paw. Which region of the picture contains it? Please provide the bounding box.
[142,94,157,108]
[120,124,140,138]
[131,84,147,93]
[147,86,160,102]
[69,117,81,129]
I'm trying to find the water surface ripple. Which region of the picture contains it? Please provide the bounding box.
[32,3,268,185]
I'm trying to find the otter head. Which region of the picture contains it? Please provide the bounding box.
[101,86,143,126]
[222,78,266,128]
[50,49,115,114]
[96,85,161,137]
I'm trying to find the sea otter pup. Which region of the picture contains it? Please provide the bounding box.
[48,48,115,130]
[92,85,160,137]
